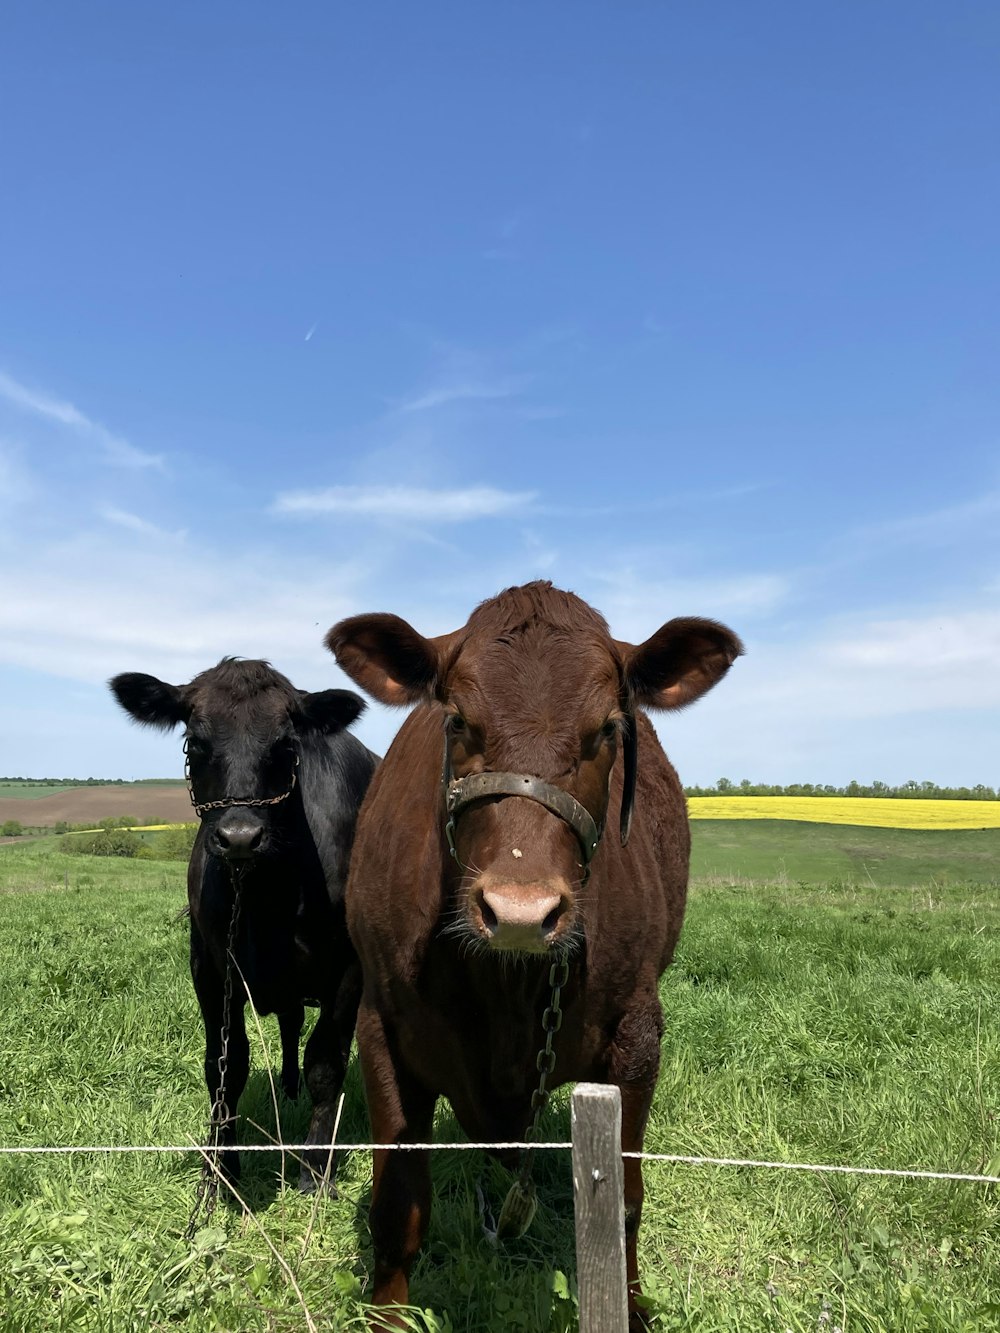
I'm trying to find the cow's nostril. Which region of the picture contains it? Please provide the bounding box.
[542,903,563,935]
[479,894,498,932]
[215,819,265,857]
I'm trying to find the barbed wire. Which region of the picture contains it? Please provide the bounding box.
[0,1138,997,1185]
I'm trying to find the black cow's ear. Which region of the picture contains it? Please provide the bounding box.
[325,613,459,706]
[618,618,743,711]
[297,689,366,735]
[109,673,189,730]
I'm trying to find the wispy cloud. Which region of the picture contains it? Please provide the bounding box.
[0,512,430,774]
[0,532,367,688]
[0,369,164,470]
[697,607,1000,730]
[273,484,537,522]
[399,378,526,413]
[100,506,185,541]
[594,568,791,639]
[843,489,1000,554]
[827,610,1000,677]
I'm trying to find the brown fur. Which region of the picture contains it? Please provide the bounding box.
[326,582,741,1327]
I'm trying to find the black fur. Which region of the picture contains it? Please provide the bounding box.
[109,658,377,1191]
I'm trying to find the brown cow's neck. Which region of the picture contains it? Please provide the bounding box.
[451,943,578,1096]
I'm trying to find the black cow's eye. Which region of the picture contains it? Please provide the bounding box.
[449,714,467,734]
[601,720,618,739]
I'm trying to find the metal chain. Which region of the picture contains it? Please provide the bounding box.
[495,955,570,1240]
[184,742,298,817]
[189,785,296,815]
[185,865,244,1240]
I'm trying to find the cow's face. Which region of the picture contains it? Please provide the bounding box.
[436,629,623,954]
[109,661,364,862]
[328,582,741,956]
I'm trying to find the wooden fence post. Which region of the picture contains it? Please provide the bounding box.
[572,1082,629,1333]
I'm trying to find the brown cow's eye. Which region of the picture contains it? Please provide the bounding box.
[449,715,467,734]
[600,720,618,740]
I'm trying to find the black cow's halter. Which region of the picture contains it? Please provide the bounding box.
[183,737,300,819]
[441,710,638,874]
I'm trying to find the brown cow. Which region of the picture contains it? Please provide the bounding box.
[326,581,741,1328]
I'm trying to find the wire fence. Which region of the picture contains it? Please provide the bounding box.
[1,1136,998,1184]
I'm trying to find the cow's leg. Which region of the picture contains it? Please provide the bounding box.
[608,1000,663,1332]
[191,922,251,1183]
[298,960,363,1194]
[358,1000,436,1323]
[278,1005,304,1100]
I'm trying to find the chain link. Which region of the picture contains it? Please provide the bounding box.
[495,956,570,1240]
[525,956,569,1143]
[184,741,298,817]
[185,865,244,1240]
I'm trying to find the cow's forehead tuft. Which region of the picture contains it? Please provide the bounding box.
[464,580,611,641]
[185,658,299,720]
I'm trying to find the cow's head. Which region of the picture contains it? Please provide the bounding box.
[327,582,741,954]
[109,659,364,861]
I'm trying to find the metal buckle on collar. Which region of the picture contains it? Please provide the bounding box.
[440,721,602,872]
[440,707,637,868]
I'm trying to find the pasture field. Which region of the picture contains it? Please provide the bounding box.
[0,784,81,801]
[688,797,1000,830]
[0,785,192,828]
[691,820,1000,889]
[0,780,184,801]
[0,832,998,1331]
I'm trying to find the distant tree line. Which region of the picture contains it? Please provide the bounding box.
[684,779,999,801]
[3,776,997,801]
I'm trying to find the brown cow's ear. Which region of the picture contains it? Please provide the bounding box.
[325,613,456,707]
[619,618,743,711]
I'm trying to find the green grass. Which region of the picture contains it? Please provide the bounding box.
[0,832,998,1330]
[0,780,184,800]
[691,819,1000,887]
[0,784,77,800]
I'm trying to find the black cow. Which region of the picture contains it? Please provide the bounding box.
[110,658,377,1191]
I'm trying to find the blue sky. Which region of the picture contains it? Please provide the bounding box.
[1,2,998,785]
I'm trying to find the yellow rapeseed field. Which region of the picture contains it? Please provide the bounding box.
[686,796,1000,830]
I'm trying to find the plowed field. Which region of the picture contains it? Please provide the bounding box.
[0,785,192,827]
